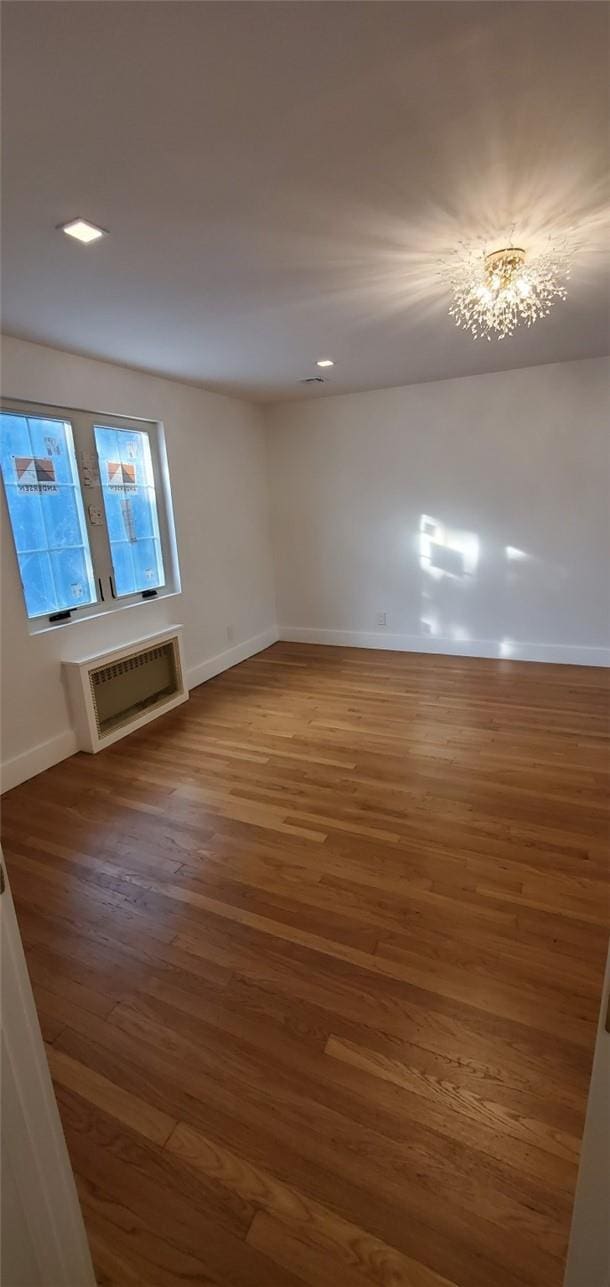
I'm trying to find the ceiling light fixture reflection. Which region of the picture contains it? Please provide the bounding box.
[448,241,569,340]
[316,358,334,368]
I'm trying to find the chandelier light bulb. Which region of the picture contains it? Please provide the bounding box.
[448,241,570,340]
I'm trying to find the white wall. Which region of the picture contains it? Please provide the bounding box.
[266,357,609,666]
[1,336,277,789]
[2,345,608,789]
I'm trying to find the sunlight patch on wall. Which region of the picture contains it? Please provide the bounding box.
[505,545,528,562]
[420,614,440,636]
[419,514,479,580]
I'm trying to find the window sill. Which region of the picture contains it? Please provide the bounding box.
[27,587,182,637]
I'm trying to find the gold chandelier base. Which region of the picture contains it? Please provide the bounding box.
[484,247,525,290]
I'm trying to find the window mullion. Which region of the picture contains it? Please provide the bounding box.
[147,425,171,590]
[72,414,113,599]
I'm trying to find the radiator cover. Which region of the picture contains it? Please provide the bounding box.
[63,627,188,753]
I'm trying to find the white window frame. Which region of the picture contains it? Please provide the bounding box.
[1,397,181,634]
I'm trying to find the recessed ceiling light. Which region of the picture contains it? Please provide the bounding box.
[59,218,107,244]
[316,358,334,368]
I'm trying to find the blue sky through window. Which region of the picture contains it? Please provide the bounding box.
[94,425,165,597]
[0,412,96,618]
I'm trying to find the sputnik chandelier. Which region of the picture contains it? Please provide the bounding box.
[448,239,570,340]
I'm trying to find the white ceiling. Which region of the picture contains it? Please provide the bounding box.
[2,1,609,403]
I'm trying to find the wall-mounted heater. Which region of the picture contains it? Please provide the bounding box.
[63,627,188,753]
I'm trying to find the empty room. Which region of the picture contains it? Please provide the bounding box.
[1,3,609,1286]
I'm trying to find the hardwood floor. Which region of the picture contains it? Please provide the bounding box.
[3,641,609,1287]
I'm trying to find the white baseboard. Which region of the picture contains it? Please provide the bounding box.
[279,626,610,668]
[186,626,279,690]
[1,626,279,794]
[1,729,79,795]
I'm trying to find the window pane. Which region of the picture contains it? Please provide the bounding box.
[94,424,165,597]
[0,412,97,618]
[16,551,56,618]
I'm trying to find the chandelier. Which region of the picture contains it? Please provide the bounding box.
[448,242,570,340]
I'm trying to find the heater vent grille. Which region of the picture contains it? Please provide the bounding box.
[89,640,181,737]
[64,628,188,752]
[91,643,172,687]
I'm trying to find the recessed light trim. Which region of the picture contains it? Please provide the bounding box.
[316,358,334,368]
[59,218,107,244]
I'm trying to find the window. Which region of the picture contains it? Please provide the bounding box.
[94,424,165,597]
[0,412,96,618]
[0,400,179,627]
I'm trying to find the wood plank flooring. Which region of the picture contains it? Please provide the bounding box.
[3,641,609,1287]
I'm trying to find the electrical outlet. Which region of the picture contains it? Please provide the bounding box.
[376,612,387,627]
[226,624,234,643]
